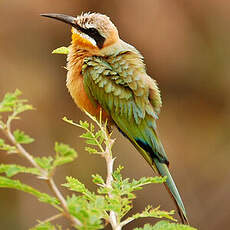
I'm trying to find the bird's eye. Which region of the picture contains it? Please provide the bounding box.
[87,28,98,34]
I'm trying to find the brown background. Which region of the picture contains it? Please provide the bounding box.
[1,0,230,229]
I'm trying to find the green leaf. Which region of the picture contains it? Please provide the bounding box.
[85,147,98,154]
[35,156,53,170]
[52,46,69,55]
[53,142,77,167]
[0,176,60,210]
[92,174,105,185]
[0,89,34,128]
[15,103,34,114]
[134,221,197,230]
[113,165,124,181]
[13,129,34,144]
[67,195,105,230]
[130,206,175,222]
[30,222,62,230]
[85,139,98,146]
[54,142,77,157]
[0,164,40,177]
[80,132,94,139]
[79,120,89,129]
[0,138,17,154]
[0,89,22,112]
[63,177,94,200]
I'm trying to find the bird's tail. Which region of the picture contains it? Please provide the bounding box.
[153,158,188,224]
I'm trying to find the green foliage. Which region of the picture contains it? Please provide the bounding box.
[35,156,54,171]
[0,138,17,153]
[0,164,40,177]
[0,91,197,230]
[30,222,62,230]
[53,142,78,167]
[67,195,106,230]
[0,89,33,118]
[130,206,175,222]
[63,115,105,155]
[0,176,60,209]
[13,129,34,144]
[134,221,196,230]
[34,142,77,173]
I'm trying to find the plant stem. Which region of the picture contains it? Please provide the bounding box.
[0,123,82,228]
[103,129,121,230]
[35,213,63,226]
[47,178,81,226]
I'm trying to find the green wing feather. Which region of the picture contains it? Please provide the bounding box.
[82,52,188,224]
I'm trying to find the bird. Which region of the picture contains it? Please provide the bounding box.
[41,12,188,224]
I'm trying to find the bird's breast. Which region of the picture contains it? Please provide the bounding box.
[66,49,111,122]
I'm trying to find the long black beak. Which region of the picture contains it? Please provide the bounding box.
[40,13,81,30]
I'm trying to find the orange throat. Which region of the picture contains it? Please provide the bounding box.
[71,28,99,51]
[66,46,112,123]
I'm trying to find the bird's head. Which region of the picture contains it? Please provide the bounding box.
[41,12,119,54]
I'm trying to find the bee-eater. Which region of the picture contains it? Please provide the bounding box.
[41,12,188,224]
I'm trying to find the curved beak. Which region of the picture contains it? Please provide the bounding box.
[40,13,81,30]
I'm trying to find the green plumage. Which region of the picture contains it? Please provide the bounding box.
[82,48,188,224]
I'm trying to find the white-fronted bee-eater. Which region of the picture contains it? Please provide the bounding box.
[41,12,188,224]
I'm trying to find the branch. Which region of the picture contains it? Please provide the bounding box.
[101,124,121,230]
[33,213,63,227]
[0,121,82,228]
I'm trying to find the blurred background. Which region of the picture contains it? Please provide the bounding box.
[0,0,230,229]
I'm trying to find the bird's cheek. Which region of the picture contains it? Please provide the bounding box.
[71,32,97,50]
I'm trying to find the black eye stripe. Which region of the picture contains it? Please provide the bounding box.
[77,26,105,49]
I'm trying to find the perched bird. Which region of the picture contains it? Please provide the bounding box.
[41,12,188,224]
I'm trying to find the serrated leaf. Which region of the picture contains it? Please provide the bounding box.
[85,139,98,145]
[129,206,175,222]
[53,142,77,167]
[15,103,34,114]
[80,132,94,139]
[97,186,110,195]
[0,164,40,177]
[0,89,22,112]
[0,176,60,209]
[106,197,122,213]
[85,147,98,154]
[92,174,105,185]
[134,221,197,230]
[67,195,105,229]
[35,156,53,170]
[52,46,69,55]
[13,129,34,144]
[63,177,94,199]
[30,221,62,230]
[53,156,74,167]
[113,165,124,181]
[79,120,89,129]
[0,138,17,154]
[55,142,77,158]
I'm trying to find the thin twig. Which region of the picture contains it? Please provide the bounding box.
[35,213,64,226]
[120,216,135,228]
[0,122,82,228]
